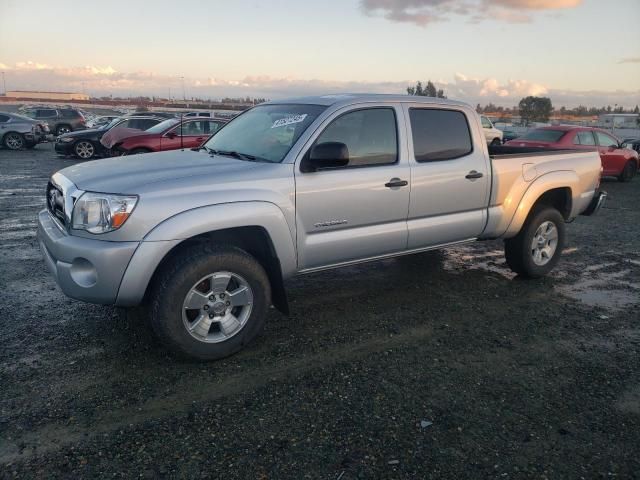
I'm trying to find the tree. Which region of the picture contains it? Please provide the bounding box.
[407,80,446,98]
[633,105,639,114]
[476,104,483,113]
[518,96,553,125]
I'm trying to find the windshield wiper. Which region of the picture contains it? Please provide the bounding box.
[208,149,267,162]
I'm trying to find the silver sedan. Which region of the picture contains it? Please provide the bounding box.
[0,112,50,150]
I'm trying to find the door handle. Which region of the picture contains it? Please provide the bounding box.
[465,170,483,180]
[385,178,408,188]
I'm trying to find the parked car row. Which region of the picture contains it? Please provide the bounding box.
[505,126,639,182]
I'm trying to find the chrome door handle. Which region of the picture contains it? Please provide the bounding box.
[385,178,408,188]
[465,170,483,179]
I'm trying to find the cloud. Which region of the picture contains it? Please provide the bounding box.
[360,0,582,26]
[0,60,637,108]
[618,57,640,64]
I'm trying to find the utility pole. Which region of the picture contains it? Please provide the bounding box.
[1,72,6,96]
[181,76,186,102]
[168,86,171,102]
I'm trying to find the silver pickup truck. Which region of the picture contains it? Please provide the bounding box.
[37,94,606,360]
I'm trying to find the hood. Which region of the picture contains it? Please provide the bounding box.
[57,149,265,193]
[101,127,150,148]
[58,127,106,140]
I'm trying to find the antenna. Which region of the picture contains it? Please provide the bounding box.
[180,112,184,149]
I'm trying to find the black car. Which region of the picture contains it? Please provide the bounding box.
[622,138,640,155]
[55,115,165,159]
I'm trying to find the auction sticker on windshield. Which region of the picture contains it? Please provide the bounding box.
[271,114,307,129]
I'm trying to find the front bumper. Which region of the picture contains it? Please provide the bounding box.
[37,210,139,305]
[581,191,607,216]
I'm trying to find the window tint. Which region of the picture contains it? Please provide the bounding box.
[0,114,9,123]
[481,116,492,129]
[520,129,566,142]
[595,131,618,148]
[37,109,57,118]
[409,109,472,162]
[574,131,596,146]
[60,109,80,118]
[125,118,159,130]
[175,120,215,136]
[314,108,397,167]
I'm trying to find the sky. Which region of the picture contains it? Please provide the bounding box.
[0,0,639,107]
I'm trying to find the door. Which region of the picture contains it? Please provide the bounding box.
[295,106,410,270]
[161,120,222,150]
[594,130,624,176]
[404,105,490,249]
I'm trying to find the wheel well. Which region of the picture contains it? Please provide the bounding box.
[56,123,71,130]
[533,187,572,220]
[148,226,289,315]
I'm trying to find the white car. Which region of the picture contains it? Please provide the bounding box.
[481,116,504,145]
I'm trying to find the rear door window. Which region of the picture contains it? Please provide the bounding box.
[574,131,596,146]
[0,114,10,123]
[409,108,473,162]
[37,109,57,118]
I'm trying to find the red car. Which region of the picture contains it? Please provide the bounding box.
[505,126,639,182]
[102,117,227,155]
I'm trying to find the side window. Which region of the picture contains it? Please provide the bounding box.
[181,121,206,135]
[409,109,473,162]
[481,116,492,129]
[0,114,10,123]
[37,109,57,118]
[595,131,618,148]
[313,108,398,167]
[137,119,159,130]
[574,131,596,146]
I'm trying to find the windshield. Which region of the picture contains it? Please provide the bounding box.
[203,104,326,163]
[520,129,567,143]
[145,118,180,134]
[103,117,124,130]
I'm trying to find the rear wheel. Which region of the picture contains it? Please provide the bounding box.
[504,206,565,278]
[491,138,502,146]
[74,140,96,159]
[56,125,71,135]
[618,160,636,182]
[3,132,25,150]
[148,245,271,361]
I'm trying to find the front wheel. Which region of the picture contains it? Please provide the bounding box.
[504,206,565,278]
[148,245,271,360]
[618,161,636,182]
[74,140,96,159]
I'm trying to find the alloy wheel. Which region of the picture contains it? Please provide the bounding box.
[530,220,558,266]
[182,271,254,343]
[5,133,24,150]
[74,141,95,159]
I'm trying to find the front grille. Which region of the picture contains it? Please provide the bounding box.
[47,182,66,226]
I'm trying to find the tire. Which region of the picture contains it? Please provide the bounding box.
[618,161,636,182]
[491,138,502,146]
[148,245,271,361]
[56,125,72,135]
[128,148,151,155]
[3,132,26,150]
[504,205,565,278]
[74,140,96,159]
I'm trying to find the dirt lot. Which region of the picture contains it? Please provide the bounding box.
[1,143,639,479]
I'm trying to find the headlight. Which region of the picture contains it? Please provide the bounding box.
[71,192,138,234]
[59,137,75,143]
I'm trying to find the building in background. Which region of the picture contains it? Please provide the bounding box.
[598,113,640,129]
[5,90,90,101]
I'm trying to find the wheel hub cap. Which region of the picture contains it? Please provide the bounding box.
[530,221,558,266]
[182,271,253,343]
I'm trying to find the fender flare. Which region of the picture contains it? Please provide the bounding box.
[115,201,296,307]
[502,171,578,238]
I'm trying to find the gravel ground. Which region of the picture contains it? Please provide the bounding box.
[1,143,639,479]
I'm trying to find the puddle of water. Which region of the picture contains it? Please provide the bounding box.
[443,246,517,279]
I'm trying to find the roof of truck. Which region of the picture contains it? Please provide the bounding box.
[267,94,470,108]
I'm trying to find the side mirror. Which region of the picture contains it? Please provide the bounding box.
[303,142,349,172]
[166,132,177,139]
